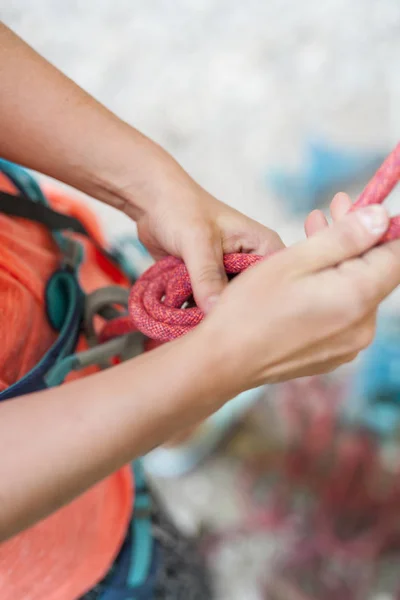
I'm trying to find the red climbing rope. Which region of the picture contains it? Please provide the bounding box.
[128,252,262,341]
[351,141,400,242]
[99,254,263,343]
[101,142,400,346]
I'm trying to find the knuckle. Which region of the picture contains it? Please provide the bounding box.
[345,279,374,322]
[337,224,361,256]
[343,351,360,365]
[333,299,354,327]
[331,287,365,327]
[327,350,359,372]
[196,264,225,285]
[322,359,344,375]
[261,231,285,252]
[351,288,370,319]
[190,223,215,245]
[337,218,369,255]
[380,245,400,283]
[354,323,376,352]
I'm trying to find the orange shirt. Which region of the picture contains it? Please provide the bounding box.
[0,175,133,599]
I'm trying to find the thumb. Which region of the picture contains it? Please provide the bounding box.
[181,229,228,313]
[288,205,389,274]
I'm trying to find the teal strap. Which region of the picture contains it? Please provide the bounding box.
[129,497,153,587]
[132,460,147,491]
[128,460,154,588]
[46,269,82,331]
[45,332,144,387]
[45,355,80,388]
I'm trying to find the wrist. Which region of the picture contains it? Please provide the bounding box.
[97,328,240,457]
[81,123,184,222]
[179,326,249,405]
[147,327,242,428]
[162,329,236,415]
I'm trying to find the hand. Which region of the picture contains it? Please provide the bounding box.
[304,192,353,237]
[198,203,400,394]
[0,23,284,315]
[129,150,284,312]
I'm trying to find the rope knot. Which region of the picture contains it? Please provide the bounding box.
[128,253,262,342]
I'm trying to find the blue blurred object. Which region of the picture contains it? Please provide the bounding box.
[343,315,400,438]
[266,139,386,215]
[111,235,153,281]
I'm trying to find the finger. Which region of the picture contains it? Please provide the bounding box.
[250,227,285,256]
[222,219,285,256]
[343,238,400,306]
[182,227,228,313]
[304,210,329,237]
[304,194,352,238]
[330,192,352,222]
[283,205,390,275]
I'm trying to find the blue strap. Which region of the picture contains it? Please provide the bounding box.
[94,462,156,600]
[0,268,83,400]
[0,161,84,400]
[111,236,152,282]
[127,461,154,589]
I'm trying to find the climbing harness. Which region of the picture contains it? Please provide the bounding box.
[0,160,210,600]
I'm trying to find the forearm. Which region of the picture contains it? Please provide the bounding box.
[0,22,178,218]
[0,329,231,541]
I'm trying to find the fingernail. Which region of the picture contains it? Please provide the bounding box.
[358,205,389,235]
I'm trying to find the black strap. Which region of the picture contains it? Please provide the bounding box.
[0,190,91,237]
[0,189,132,277]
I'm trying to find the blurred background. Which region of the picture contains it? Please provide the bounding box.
[2,1,400,598]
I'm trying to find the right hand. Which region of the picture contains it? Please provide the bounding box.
[200,202,400,393]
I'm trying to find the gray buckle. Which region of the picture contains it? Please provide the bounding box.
[75,331,145,370]
[84,286,130,348]
[60,238,83,271]
[83,286,146,367]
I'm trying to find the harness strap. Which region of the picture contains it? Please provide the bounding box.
[0,160,143,397]
[0,161,155,594]
[0,188,125,273]
[45,332,145,387]
[0,189,90,235]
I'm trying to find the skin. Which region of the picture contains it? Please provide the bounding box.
[0,22,400,541]
[0,22,284,312]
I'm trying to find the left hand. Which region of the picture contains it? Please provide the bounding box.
[132,155,353,315]
[132,156,285,312]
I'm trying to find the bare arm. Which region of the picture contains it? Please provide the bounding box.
[0,205,399,542]
[1,22,400,544]
[0,331,228,541]
[0,21,285,308]
[0,21,159,218]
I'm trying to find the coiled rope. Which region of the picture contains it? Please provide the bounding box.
[101,142,400,345]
